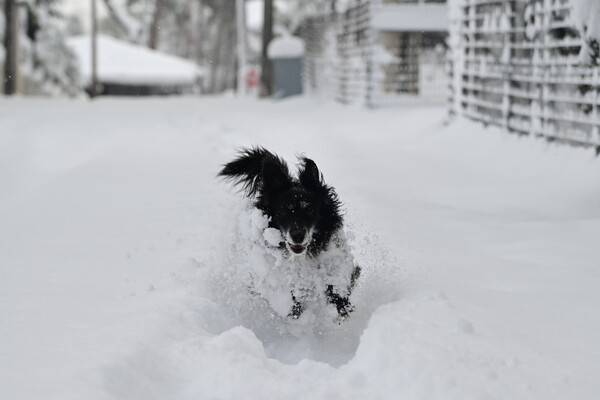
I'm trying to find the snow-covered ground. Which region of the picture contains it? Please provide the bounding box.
[1,96,599,400]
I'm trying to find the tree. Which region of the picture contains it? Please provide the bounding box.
[260,0,273,97]
[3,0,79,95]
[29,0,81,95]
[147,0,164,49]
[276,0,328,33]
[101,0,144,42]
[206,0,236,93]
[3,0,17,95]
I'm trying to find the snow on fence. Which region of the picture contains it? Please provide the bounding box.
[300,1,449,108]
[301,3,373,106]
[449,0,600,148]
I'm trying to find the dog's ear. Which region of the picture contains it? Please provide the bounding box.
[299,158,323,191]
[262,157,292,194]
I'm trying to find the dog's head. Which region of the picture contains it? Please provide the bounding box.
[218,147,343,256]
[260,156,338,256]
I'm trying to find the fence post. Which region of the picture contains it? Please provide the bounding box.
[501,0,511,132]
[365,0,375,108]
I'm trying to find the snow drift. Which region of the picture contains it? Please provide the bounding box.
[1,96,599,400]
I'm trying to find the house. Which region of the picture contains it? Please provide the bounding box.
[300,0,448,107]
[68,35,205,96]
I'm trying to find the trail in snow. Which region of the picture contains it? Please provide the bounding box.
[173,199,404,367]
[1,97,599,400]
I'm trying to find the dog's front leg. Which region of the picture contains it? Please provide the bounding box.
[288,293,304,319]
[326,265,361,321]
[325,285,354,320]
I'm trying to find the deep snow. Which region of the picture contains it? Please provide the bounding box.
[1,96,599,400]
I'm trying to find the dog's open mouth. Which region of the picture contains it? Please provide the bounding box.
[287,242,308,254]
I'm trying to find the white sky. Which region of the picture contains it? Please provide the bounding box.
[59,0,265,32]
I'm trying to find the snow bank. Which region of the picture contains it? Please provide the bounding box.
[267,35,305,59]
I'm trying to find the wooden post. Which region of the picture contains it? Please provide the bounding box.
[3,0,17,95]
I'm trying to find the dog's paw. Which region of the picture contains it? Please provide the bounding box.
[332,303,355,324]
[288,300,304,319]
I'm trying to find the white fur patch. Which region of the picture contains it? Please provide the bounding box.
[233,207,356,318]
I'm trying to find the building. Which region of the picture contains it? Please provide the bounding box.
[68,35,205,96]
[300,0,449,107]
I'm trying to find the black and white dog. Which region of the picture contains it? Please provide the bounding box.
[219,147,360,320]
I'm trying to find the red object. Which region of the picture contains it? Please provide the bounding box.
[246,69,260,89]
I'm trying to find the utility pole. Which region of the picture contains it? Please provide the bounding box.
[3,0,17,95]
[91,0,99,97]
[235,0,247,95]
[260,0,273,97]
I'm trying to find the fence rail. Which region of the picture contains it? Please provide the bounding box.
[449,0,600,148]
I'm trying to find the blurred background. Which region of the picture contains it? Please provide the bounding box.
[2,0,599,150]
[0,0,450,103]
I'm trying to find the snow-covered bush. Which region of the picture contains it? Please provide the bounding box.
[29,5,81,95]
[3,1,82,95]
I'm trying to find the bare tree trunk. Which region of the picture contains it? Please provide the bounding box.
[260,0,274,97]
[175,4,193,58]
[235,0,247,95]
[191,0,202,62]
[91,0,99,97]
[196,1,217,66]
[148,0,163,49]
[3,0,17,95]
[208,0,236,93]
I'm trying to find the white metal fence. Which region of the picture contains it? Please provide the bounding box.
[449,0,600,148]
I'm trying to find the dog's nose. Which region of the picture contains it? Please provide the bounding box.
[289,229,306,244]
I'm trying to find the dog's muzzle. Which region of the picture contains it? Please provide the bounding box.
[288,242,308,254]
[285,228,313,255]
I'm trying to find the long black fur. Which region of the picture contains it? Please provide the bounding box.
[218,146,358,319]
[218,147,343,256]
[217,147,290,197]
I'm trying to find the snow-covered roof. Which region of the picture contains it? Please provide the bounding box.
[67,35,205,86]
[372,4,448,32]
[268,35,305,59]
